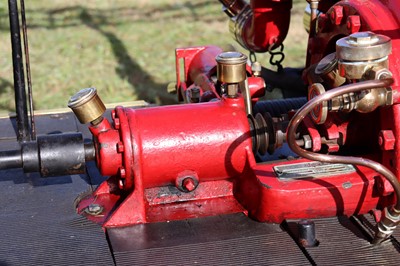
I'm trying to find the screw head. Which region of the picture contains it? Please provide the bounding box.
[85,204,103,215]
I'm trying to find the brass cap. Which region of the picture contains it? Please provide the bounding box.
[336,32,391,61]
[68,88,106,124]
[216,51,247,83]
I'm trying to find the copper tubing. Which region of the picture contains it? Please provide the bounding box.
[286,78,400,211]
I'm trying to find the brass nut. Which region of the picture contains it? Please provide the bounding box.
[365,67,392,80]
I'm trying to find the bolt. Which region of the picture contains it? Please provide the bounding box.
[251,62,262,77]
[297,220,317,247]
[189,87,200,103]
[119,179,125,189]
[86,204,103,215]
[379,130,395,151]
[330,6,343,26]
[114,118,120,129]
[182,177,196,192]
[347,31,379,46]
[117,142,124,153]
[346,15,361,34]
[119,167,126,178]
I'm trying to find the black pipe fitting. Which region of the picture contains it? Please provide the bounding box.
[0,133,94,177]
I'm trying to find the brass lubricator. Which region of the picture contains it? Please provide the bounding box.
[216,51,247,98]
[68,87,106,125]
[216,51,253,115]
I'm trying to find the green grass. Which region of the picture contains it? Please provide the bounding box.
[0,0,307,112]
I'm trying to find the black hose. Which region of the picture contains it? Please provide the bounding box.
[254,97,307,117]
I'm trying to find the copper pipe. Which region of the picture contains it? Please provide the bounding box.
[286,78,400,211]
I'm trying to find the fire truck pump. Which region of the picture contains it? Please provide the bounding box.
[2,0,400,246]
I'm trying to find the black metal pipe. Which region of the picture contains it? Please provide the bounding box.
[0,150,22,169]
[20,0,36,140]
[8,0,30,142]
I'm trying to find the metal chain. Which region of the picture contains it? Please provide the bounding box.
[249,51,257,63]
[269,44,285,72]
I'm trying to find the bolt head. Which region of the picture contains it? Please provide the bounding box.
[119,167,126,178]
[86,204,103,215]
[330,6,343,26]
[347,31,379,46]
[182,177,196,192]
[117,142,124,153]
[346,15,361,34]
[114,118,120,129]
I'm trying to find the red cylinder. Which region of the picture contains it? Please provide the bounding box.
[97,97,253,190]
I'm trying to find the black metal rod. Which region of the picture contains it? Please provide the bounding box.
[0,150,22,169]
[20,0,36,140]
[8,0,30,142]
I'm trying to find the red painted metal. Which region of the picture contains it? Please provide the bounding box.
[76,0,400,230]
[175,46,222,102]
[238,0,292,52]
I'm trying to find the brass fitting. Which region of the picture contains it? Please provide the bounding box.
[68,87,106,125]
[216,51,248,98]
[373,207,400,244]
[216,51,247,84]
[336,32,392,79]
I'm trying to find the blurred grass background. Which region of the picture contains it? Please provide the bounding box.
[0,0,307,112]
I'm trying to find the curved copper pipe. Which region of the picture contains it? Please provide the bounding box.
[286,78,400,211]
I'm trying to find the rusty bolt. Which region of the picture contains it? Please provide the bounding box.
[117,142,124,153]
[183,177,197,192]
[346,15,361,34]
[330,6,343,26]
[379,130,395,151]
[119,167,126,178]
[114,118,120,129]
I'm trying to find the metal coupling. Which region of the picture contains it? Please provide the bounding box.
[228,5,252,51]
[68,87,106,125]
[372,207,400,244]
